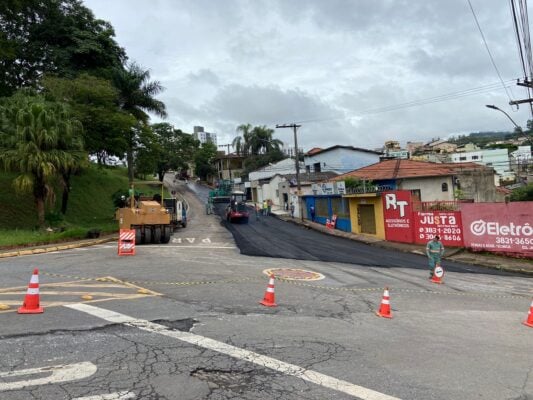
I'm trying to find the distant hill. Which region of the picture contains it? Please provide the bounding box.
[448,131,515,147]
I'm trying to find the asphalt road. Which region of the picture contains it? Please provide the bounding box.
[0,177,531,400]
[186,182,518,277]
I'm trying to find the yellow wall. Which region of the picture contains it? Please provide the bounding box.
[347,195,385,239]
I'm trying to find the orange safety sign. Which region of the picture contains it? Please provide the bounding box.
[118,229,136,256]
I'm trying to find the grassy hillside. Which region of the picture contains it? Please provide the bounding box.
[0,165,169,247]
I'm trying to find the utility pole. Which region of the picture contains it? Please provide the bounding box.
[218,144,232,154]
[276,123,303,220]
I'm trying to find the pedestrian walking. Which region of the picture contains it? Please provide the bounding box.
[310,206,315,222]
[262,200,268,216]
[267,199,272,216]
[426,235,444,278]
[290,202,295,218]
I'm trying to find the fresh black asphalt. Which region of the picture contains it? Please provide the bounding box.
[187,182,520,276]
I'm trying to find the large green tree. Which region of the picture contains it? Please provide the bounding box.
[43,74,135,164]
[0,0,126,97]
[0,93,85,226]
[232,123,282,156]
[194,142,217,181]
[148,123,200,181]
[113,63,167,182]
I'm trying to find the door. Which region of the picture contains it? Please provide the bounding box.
[358,204,376,234]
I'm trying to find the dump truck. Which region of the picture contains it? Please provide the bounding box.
[115,197,172,244]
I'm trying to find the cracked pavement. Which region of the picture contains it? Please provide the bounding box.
[0,179,531,399]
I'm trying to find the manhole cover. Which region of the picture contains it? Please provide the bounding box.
[263,268,325,281]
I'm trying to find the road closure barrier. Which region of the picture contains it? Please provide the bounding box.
[118,229,136,256]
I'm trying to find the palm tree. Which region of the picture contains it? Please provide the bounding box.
[251,125,282,155]
[0,94,85,226]
[233,124,283,156]
[113,62,167,182]
[232,123,253,156]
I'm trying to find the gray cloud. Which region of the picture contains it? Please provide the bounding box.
[84,0,531,151]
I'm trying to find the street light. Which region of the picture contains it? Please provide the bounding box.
[485,104,522,132]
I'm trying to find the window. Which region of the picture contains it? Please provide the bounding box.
[306,165,310,173]
[313,162,321,173]
[315,198,328,217]
[459,156,467,161]
[471,155,479,160]
[331,197,349,218]
[441,183,448,192]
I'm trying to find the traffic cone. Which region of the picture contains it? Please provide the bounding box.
[523,299,533,328]
[260,274,277,307]
[18,268,44,314]
[376,287,392,319]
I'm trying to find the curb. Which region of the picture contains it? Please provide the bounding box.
[0,236,118,259]
[274,214,533,276]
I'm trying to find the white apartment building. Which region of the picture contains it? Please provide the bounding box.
[193,126,217,146]
[450,148,514,185]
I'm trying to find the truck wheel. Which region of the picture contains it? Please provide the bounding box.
[152,227,161,243]
[144,227,152,244]
[161,226,171,243]
[135,228,142,245]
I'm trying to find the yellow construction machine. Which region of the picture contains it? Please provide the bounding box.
[115,187,173,244]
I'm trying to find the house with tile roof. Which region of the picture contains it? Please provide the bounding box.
[314,159,498,239]
[334,159,497,202]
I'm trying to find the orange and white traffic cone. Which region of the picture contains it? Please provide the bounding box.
[523,299,533,328]
[430,263,444,284]
[260,274,277,307]
[376,287,392,319]
[18,268,44,314]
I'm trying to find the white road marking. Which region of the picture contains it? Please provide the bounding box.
[72,391,136,400]
[0,362,97,391]
[66,303,402,400]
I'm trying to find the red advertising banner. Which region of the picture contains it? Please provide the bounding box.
[382,191,413,243]
[461,202,533,256]
[413,211,464,247]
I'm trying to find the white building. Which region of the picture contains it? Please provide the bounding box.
[193,126,217,146]
[450,148,514,185]
[304,145,382,174]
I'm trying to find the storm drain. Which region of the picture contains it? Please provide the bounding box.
[263,268,325,281]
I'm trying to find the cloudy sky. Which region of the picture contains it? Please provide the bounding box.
[83,0,531,151]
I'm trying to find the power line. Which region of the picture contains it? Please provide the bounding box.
[288,79,517,126]
[467,0,515,104]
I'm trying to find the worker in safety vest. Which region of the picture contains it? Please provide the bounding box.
[426,235,444,278]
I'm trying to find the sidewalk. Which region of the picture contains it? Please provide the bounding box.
[270,206,533,276]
